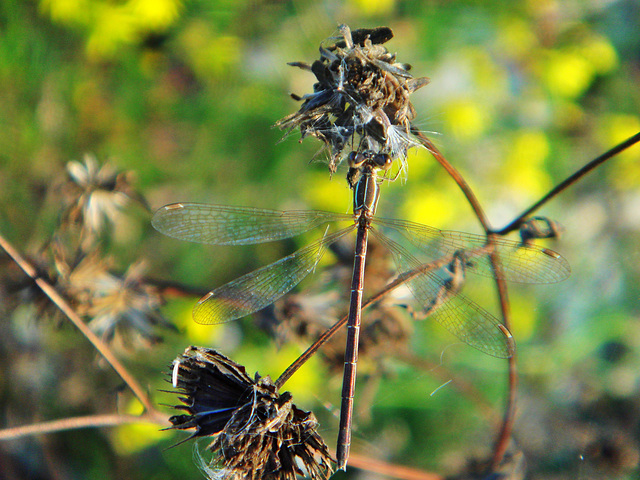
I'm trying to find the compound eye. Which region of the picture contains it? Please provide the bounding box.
[373,153,392,170]
[347,151,367,168]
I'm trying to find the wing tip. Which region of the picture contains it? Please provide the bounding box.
[497,323,516,358]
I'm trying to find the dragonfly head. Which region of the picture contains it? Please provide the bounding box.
[347,151,393,188]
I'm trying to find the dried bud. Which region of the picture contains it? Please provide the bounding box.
[169,347,333,480]
[519,216,564,246]
[277,25,429,175]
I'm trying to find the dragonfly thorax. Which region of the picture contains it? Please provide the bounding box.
[351,153,390,220]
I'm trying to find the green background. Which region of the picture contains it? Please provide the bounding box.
[1,0,640,479]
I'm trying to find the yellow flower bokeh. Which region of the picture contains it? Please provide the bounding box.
[39,0,183,59]
[349,0,395,16]
[443,98,488,142]
[600,114,640,189]
[542,50,594,99]
[112,399,166,455]
[579,34,618,74]
[503,130,552,198]
[400,186,459,227]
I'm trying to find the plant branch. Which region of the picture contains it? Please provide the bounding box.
[0,414,168,441]
[0,231,160,416]
[494,132,640,235]
[412,130,492,231]
[348,452,444,480]
[488,246,518,470]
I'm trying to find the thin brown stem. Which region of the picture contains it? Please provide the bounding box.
[494,132,640,235]
[486,134,640,465]
[488,244,518,469]
[415,130,517,469]
[483,135,640,465]
[0,232,160,416]
[0,414,168,441]
[413,130,492,231]
[347,452,444,480]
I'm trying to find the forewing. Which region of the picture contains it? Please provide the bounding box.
[152,203,345,245]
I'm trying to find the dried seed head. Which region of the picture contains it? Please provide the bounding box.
[64,154,131,232]
[62,154,149,249]
[276,25,429,176]
[169,346,333,480]
[3,241,171,346]
[59,253,172,344]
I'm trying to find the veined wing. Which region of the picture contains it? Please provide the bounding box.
[374,217,570,284]
[193,226,354,324]
[152,203,350,246]
[372,228,514,358]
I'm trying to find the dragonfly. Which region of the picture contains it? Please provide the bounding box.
[152,152,570,470]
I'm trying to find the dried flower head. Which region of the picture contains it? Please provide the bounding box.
[63,153,148,240]
[59,252,172,344]
[276,25,429,175]
[169,346,333,480]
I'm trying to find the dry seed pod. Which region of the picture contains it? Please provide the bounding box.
[169,346,333,480]
[277,25,429,176]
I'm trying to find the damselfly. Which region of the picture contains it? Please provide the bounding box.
[152,152,570,469]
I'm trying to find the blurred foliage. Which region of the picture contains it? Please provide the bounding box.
[1,0,640,479]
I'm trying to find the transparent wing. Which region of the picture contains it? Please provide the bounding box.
[374,217,570,284]
[372,229,514,358]
[193,226,354,324]
[152,203,349,246]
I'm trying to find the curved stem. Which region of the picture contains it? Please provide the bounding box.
[0,413,168,441]
[412,130,492,231]
[488,245,518,469]
[494,132,640,235]
[414,130,517,468]
[0,232,158,415]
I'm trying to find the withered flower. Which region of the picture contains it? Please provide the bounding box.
[59,253,172,344]
[519,216,564,246]
[276,25,429,174]
[63,153,148,240]
[169,346,333,480]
